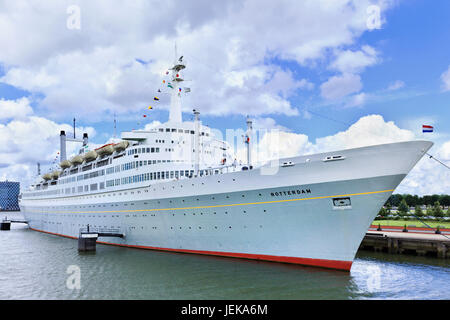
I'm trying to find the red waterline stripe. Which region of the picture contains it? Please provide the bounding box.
[368,228,450,236]
[29,227,352,271]
[370,225,450,232]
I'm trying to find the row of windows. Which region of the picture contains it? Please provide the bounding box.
[106,170,195,187]
[157,127,210,136]
[76,169,105,181]
[127,147,160,156]
[106,168,225,188]
[121,159,182,171]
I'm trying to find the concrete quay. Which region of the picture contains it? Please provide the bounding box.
[360,230,450,258]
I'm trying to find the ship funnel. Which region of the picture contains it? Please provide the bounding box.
[60,130,67,162]
[83,133,88,146]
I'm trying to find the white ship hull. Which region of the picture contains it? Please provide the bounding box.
[20,140,432,271]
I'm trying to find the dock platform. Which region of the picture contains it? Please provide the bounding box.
[360,230,450,258]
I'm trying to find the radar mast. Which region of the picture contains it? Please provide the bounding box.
[168,45,185,123]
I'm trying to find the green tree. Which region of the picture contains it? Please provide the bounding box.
[390,194,403,207]
[414,205,423,218]
[423,195,433,207]
[386,203,392,215]
[426,206,434,218]
[404,194,418,207]
[378,207,388,219]
[433,201,444,220]
[440,195,450,207]
[446,207,450,217]
[397,199,409,218]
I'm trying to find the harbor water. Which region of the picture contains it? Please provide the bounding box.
[1,212,449,300]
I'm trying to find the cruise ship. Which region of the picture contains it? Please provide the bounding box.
[19,55,433,271]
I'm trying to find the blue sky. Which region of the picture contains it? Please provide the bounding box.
[0,0,448,194]
[72,0,450,143]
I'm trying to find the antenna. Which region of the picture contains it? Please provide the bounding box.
[73,118,76,139]
[113,113,117,138]
[168,44,185,123]
[174,43,178,64]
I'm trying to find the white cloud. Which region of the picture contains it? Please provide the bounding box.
[238,114,449,195]
[144,120,163,130]
[313,114,415,151]
[441,65,450,91]
[345,92,367,108]
[330,45,379,74]
[243,114,415,164]
[0,97,33,120]
[387,80,405,91]
[0,0,393,119]
[320,73,363,100]
[0,104,95,188]
[396,141,450,195]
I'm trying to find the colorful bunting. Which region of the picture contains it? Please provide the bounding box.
[148,106,153,109]
[154,97,159,101]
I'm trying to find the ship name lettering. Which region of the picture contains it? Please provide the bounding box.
[270,189,311,197]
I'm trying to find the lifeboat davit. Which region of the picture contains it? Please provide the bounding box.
[113,141,129,152]
[95,143,114,156]
[60,160,71,169]
[71,155,83,165]
[83,150,97,162]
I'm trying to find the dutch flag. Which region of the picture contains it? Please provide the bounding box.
[422,125,433,133]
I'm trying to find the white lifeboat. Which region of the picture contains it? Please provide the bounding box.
[71,155,83,165]
[83,150,97,162]
[113,141,129,152]
[51,171,61,180]
[60,160,72,169]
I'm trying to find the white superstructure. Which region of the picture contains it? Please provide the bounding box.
[19,54,433,271]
